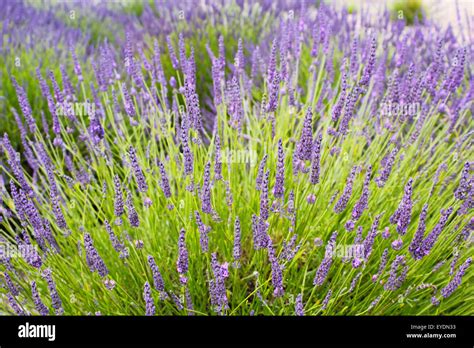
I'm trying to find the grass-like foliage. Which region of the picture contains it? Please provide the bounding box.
[0,0,472,316]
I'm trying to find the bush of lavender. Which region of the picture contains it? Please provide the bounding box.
[0,0,472,316]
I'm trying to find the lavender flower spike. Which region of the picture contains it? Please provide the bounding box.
[157,160,172,198]
[295,293,305,316]
[273,139,285,198]
[313,231,337,286]
[129,146,148,193]
[42,268,63,315]
[441,257,472,299]
[233,216,241,265]
[147,255,168,300]
[389,178,413,235]
[256,154,268,191]
[113,175,124,225]
[334,166,357,213]
[84,233,109,277]
[143,281,155,316]
[310,133,322,185]
[126,189,140,228]
[296,108,314,161]
[176,228,189,284]
[31,281,49,316]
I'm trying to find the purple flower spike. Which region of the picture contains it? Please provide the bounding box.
[126,189,140,228]
[295,293,304,316]
[129,146,148,193]
[31,281,49,316]
[441,257,472,298]
[157,160,172,198]
[454,162,471,200]
[147,255,168,300]
[176,228,189,283]
[334,166,357,213]
[4,272,19,296]
[296,108,314,161]
[214,135,223,181]
[384,255,408,291]
[113,175,124,225]
[273,139,285,198]
[389,178,413,235]
[233,216,241,265]
[201,162,213,214]
[195,210,210,252]
[256,154,268,191]
[143,281,155,316]
[7,293,26,315]
[313,231,337,287]
[42,268,63,315]
[84,233,109,277]
[310,133,322,184]
[260,170,270,220]
[267,241,284,297]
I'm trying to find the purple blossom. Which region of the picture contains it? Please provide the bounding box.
[454,162,471,200]
[267,241,284,297]
[417,207,453,259]
[389,178,413,235]
[252,214,270,250]
[42,268,63,315]
[233,216,241,265]
[195,210,210,252]
[391,238,403,250]
[143,281,155,316]
[11,77,36,133]
[147,255,168,300]
[157,160,172,198]
[200,162,213,214]
[409,204,428,259]
[210,253,229,314]
[310,133,322,184]
[260,170,270,220]
[363,214,382,261]
[31,281,49,316]
[321,289,332,310]
[7,293,26,315]
[113,175,124,225]
[126,189,140,228]
[440,257,471,298]
[129,146,148,193]
[295,293,304,316]
[384,255,408,291]
[296,108,313,161]
[334,166,357,213]
[214,135,223,180]
[4,272,19,296]
[104,220,126,257]
[256,154,268,191]
[176,228,188,283]
[313,231,337,287]
[346,166,371,230]
[273,139,285,198]
[84,233,109,277]
[375,148,398,187]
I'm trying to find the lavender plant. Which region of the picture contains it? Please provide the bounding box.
[0,0,472,316]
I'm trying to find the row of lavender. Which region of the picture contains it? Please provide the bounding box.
[0,1,472,315]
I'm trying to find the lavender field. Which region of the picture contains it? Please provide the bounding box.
[0,0,472,316]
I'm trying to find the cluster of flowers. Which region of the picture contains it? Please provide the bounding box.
[0,0,472,316]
